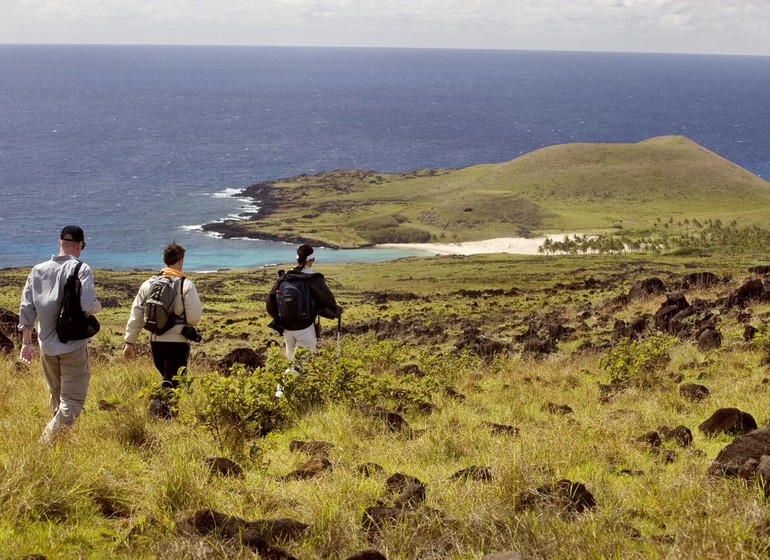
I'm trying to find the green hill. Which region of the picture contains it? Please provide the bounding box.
[204,136,770,248]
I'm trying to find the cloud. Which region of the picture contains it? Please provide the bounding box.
[2,0,769,54]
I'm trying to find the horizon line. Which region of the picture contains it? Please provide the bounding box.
[1,42,768,59]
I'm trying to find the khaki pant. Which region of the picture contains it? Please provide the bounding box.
[40,345,91,441]
[283,324,317,360]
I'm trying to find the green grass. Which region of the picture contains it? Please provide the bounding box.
[3,250,770,558]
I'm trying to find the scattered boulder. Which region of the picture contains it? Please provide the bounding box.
[659,425,693,447]
[362,505,405,534]
[516,479,596,514]
[289,440,333,458]
[93,494,132,519]
[748,265,770,275]
[613,316,648,341]
[97,399,119,411]
[744,325,759,342]
[522,338,555,355]
[655,293,690,333]
[543,403,573,415]
[709,427,770,476]
[444,385,466,401]
[0,331,13,353]
[742,455,770,490]
[699,408,757,437]
[391,481,427,509]
[727,279,763,308]
[385,473,424,495]
[481,421,519,436]
[635,431,661,448]
[697,327,722,351]
[598,382,626,402]
[361,472,430,535]
[453,330,510,357]
[449,466,493,482]
[353,402,409,432]
[283,457,332,480]
[682,271,720,288]
[758,456,770,497]
[357,463,385,477]
[0,307,21,341]
[182,508,307,556]
[345,551,388,560]
[660,449,677,464]
[205,457,244,478]
[546,322,575,341]
[679,383,710,402]
[217,347,265,373]
[737,458,760,481]
[628,278,666,301]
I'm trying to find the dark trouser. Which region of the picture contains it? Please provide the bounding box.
[150,341,190,391]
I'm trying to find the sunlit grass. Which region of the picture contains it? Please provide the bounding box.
[3,251,770,557]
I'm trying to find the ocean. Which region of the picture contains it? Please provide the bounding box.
[1,45,769,271]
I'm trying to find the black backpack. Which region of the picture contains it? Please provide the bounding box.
[56,261,100,343]
[276,274,314,325]
[143,276,185,335]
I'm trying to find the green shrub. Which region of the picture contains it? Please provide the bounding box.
[192,359,289,457]
[599,334,676,386]
[363,226,431,244]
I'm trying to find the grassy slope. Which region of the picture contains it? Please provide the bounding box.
[3,253,770,558]
[213,136,770,247]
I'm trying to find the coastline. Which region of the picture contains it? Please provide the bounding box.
[376,235,574,256]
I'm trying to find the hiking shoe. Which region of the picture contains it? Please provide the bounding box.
[149,398,174,419]
[275,384,284,398]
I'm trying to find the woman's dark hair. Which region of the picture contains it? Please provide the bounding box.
[163,242,186,266]
[296,244,314,265]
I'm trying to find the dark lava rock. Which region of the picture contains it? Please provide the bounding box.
[205,457,244,478]
[516,479,596,513]
[709,427,770,477]
[699,408,757,437]
[679,383,710,402]
[353,402,409,432]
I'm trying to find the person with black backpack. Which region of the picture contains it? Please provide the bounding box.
[266,244,342,361]
[18,225,102,443]
[123,242,202,418]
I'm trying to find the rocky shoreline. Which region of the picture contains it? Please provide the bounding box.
[200,181,334,246]
[200,182,272,239]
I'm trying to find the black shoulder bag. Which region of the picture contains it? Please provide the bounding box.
[56,261,100,343]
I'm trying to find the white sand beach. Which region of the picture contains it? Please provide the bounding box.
[377,234,575,256]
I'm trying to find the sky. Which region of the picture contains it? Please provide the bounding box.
[1,0,769,56]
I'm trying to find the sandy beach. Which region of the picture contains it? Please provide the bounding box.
[377,234,574,256]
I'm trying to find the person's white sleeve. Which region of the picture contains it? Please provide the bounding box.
[184,281,203,326]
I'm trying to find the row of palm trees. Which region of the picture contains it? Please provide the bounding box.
[537,219,770,255]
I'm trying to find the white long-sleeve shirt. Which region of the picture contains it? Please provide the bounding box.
[19,255,98,356]
[124,274,203,344]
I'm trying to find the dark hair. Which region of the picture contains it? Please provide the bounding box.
[296,244,314,265]
[163,242,186,266]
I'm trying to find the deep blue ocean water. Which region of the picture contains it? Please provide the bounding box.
[1,45,769,271]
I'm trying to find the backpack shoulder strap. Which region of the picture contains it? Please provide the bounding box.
[178,277,187,320]
[69,261,84,294]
